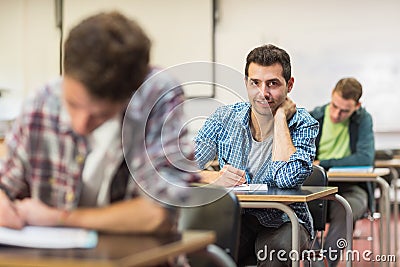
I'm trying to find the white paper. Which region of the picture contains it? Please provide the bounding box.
[0,226,98,249]
[230,184,268,191]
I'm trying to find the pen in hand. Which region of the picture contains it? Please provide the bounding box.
[220,157,248,184]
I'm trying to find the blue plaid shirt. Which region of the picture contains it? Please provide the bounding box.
[195,102,319,236]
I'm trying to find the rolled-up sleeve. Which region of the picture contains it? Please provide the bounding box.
[194,109,224,169]
[123,69,200,207]
[0,100,33,199]
[267,110,319,188]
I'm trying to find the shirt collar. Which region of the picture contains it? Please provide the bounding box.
[236,102,251,126]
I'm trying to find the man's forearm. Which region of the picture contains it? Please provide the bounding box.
[199,170,219,184]
[63,197,173,234]
[273,110,296,161]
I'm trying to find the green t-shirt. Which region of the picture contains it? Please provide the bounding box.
[318,105,351,160]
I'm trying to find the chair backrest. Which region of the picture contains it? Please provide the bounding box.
[178,185,241,262]
[303,165,328,232]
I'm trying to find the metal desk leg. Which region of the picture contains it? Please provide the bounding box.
[389,167,399,256]
[240,202,300,267]
[325,194,353,267]
[376,176,391,259]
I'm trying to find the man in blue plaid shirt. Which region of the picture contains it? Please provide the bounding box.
[195,44,319,266]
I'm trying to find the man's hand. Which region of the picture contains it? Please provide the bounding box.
[276,97,296,120]
[0,190,25,229]
[214,165,246,187]
[272,97,297,161]
[15,198,67,227]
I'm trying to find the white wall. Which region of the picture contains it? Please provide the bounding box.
[0,0,59,116]
[0,0,212,96]
[62,0,214,98]
[63,0,212,69]
[0,0,212,126]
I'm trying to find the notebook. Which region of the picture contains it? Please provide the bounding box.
[328,166,374,173]
[0,226,98,249]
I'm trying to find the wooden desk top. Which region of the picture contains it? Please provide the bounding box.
[0,230,215,267]
[375,159,400,168]
[235,186,337,202]
[327,167,390,178]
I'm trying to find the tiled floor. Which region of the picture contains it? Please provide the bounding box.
[302,214,398,267]
[335,213,398,267]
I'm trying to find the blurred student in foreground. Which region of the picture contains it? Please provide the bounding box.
[0,11,197,234]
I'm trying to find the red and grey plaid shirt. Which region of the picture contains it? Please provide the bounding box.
[0,67,199,209]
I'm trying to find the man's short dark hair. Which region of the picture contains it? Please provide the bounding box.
[245,44,291,84]
[64,11,151,102]
[333,77,363,103]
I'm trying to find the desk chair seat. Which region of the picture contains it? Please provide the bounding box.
[178,185,241,267]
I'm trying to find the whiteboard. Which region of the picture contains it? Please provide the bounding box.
[215,0,400,132]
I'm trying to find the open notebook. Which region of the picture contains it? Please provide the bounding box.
[0,226,98,249]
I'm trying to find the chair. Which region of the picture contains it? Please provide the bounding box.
[303,165,329,248]
[178,185,241,267]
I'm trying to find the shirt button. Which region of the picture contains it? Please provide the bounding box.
[75,154,85,164]
[66,191,74,203]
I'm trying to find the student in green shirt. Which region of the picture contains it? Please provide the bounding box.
[310,77,374,267]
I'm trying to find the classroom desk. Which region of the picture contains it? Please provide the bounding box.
[235,186,353,267]
[328,168,392,260]
[0,230,229,267]
[375,159,400,255]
